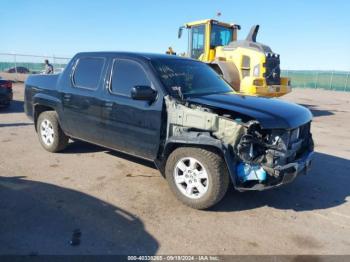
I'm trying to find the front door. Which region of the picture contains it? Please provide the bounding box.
[189,25,206,60]
[100,58,163,160]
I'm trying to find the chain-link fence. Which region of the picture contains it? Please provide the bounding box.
[0,53,70,81]
[282,70,350,91]
[0,53,349,91]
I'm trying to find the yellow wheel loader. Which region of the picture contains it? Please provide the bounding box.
[177,19,291,97]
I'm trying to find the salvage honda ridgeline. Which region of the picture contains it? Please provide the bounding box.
[24,52,314,209]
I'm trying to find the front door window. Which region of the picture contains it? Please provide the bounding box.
[210,24,233,48]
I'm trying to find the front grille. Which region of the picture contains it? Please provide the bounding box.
[264,54,281,85]
[299,122,311,139]
[287,122,310,149]
[295,122,312,157]
[283,123,311,162]
[290,128,300,143]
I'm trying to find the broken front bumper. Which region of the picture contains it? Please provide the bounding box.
[235,150,314,191]
[273,150,314,184]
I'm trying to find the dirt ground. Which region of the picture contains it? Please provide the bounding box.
[0,83,349,255]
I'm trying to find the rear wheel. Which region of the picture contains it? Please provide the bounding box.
[165,147,229,209]
[36,111,69,152]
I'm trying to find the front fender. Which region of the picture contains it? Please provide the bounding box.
[165,132,223,149]
[160,132,237,185]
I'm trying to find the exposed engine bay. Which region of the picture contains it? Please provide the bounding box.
[165,96,314,190]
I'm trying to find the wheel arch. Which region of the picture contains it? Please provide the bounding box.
[33,104,55,131]
[209,61,241,91]
[32,94,62,131]
[156,134,237,186]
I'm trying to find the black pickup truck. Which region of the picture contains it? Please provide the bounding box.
[24,52,314,209]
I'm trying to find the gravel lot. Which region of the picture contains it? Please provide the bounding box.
[0,83,349,255]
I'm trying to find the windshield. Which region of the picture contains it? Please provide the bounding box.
[210,24,233,47]
[151,59,234,97]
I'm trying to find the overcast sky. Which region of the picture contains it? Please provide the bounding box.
[1,0,349,70]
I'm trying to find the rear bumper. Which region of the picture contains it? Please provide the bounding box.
[235,150,314,191]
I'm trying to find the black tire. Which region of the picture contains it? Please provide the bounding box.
[165,147,230,209]
[36,111,69,153]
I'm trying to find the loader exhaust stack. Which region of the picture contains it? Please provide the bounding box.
[246,25,259,43]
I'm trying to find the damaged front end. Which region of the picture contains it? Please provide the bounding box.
[164,96,314,191]
[234,121,313,191]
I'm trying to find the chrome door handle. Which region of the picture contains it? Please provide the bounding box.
[104,101,114,110]
[63,94,71,101]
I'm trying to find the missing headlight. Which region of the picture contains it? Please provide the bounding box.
[235,121,270,184]
[236,121,267,164]
[236,134,266,164]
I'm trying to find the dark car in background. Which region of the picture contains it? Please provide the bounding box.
[0,77,13,107]
[6,66,30,74]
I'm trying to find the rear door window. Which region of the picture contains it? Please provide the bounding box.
[110,59,151,96]
[73,57,105,89]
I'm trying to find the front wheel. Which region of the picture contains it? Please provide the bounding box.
[165,147,230,209]
[36,111,69,153]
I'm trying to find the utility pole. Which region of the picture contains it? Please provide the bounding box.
[14,53,18,82]
[329,71,334,90]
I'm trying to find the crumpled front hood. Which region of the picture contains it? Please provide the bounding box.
[187,93,312,129]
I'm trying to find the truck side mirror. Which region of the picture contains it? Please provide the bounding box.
[131,85,157,102]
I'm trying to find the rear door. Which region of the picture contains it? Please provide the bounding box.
[100,57,164,160]
[61,56,107,144]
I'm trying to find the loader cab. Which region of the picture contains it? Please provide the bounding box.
[179,19,239,62]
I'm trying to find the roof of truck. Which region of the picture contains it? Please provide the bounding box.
[75,52,194,61]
